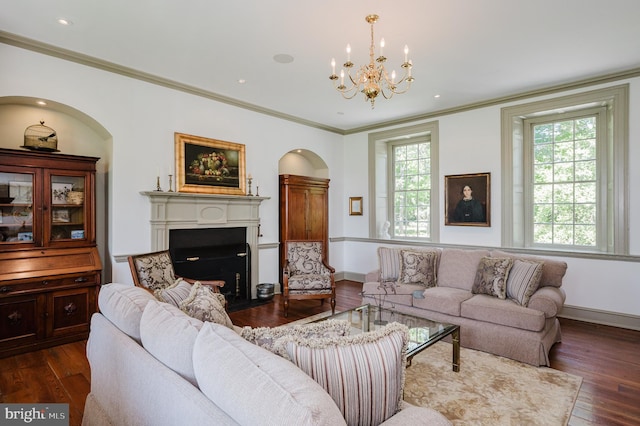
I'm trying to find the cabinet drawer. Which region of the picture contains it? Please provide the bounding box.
[0,274,98,296]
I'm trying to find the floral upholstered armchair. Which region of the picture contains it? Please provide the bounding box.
[282,240,336,318]
[128,250,224,294]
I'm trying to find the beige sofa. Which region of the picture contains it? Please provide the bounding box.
[362,247,567,366]
[83,283,451,426]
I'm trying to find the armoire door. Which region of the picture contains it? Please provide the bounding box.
[279,174,329,274]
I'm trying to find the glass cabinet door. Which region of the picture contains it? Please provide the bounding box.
[0,171,35,245]
[47,173,87,244]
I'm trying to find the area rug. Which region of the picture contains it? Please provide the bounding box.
[404,342,582,425]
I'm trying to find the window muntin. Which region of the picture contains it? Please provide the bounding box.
[524,108,604,250]
[391,139,431,238]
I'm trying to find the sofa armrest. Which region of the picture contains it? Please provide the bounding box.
[365,269,380,283]
[528,286,566,318]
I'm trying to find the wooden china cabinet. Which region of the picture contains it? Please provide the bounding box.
[278,174,330,273]
[0,148,102,358]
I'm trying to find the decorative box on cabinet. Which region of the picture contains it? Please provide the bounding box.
[0,149,101,357]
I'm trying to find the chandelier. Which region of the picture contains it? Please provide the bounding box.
[329,14,414,108]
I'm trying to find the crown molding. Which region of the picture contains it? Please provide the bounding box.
[0,30,344,135]
[2,30,639,136]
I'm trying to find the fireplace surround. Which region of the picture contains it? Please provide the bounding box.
[142,191,268,299]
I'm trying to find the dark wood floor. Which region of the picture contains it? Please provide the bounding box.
[1,280,638,426]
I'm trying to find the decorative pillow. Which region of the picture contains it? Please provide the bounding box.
[506,259,544,306]
[140,299,203,385]
[471,257,514,299]
[274,322,409,426]
[154,278,192,307]
[193,322,346,426]
[397,249,438,288]
[240,320,351,355]
[378,247,402,282]
[179,282,234,330]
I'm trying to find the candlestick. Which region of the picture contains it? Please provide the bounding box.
[155,176,162,191]
[168,174,174,192]
[247,175,253,196]
[256,186,260,197]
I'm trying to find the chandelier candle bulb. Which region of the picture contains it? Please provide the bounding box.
[346,44,351,62]
[380,38,385,56]
[404,45,409,62]
[331,58,336,75]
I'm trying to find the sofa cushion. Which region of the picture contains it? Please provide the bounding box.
[378,247,402,281]
[140,299,203,385]
[437,248,490,291]
[179,282,234,329]
[154,278,192,307]
[471,257,513,299]
[194,322,346,426]
[274,322,409,426]
[491,250,567,288]
[506,259,544,306]
[461,295,546,332]
[239,319,351,355]
[97,283,156,342]
[397,249,438,288]
[412,287,474,316]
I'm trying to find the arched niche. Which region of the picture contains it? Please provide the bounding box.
[0,96,113,282]
[278,149,329,178]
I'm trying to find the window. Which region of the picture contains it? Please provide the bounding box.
[391,138,432,238]
[368,121,439,241]
[502,85,628,254]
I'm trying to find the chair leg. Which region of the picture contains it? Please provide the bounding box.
[283,298,289,318]
[331,296,336,315]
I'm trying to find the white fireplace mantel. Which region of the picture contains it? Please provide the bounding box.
[141,191,269,298]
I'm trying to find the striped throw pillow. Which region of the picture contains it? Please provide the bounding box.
[276,322,409,426]
[154,278,192,307]
[378,247,402,282]
[506,259,544,306]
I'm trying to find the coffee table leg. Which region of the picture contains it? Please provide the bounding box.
[452,327,460,372]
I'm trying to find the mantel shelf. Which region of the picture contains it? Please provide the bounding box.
[141,191,270,202]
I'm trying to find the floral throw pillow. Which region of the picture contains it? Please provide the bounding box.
[471,257,514,299]
[179,282,234,330]
[397,250,438,288]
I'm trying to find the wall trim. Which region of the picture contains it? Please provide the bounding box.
[560,305,640,331]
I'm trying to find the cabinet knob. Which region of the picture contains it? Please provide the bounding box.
[8,310,22,325]
[41,281,49,286]
[74,277,88,283]
[64,302,78,316]
[0,286,11,293]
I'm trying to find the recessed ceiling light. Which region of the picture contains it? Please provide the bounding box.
[273,54,294,64]
[57,18,73,26]
[36,101,47,106]
[238,79,246,84]
[434,94,441,98]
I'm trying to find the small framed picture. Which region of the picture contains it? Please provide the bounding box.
[445,172,491,227]
[349,197,363,216]
[17,232,33,241]
[52,209,70,223]
[71,230,85,239]
[52,183,73,204]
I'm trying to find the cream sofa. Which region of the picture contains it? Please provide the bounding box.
[82,283,451,426]
[362,247,567,366]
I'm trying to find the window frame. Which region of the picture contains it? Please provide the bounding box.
[368,121,440,241]
[501,85,628,254]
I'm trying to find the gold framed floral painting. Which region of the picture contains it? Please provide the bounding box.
[175,132,246,195]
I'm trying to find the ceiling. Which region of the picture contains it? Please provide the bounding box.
[1,0,640,133]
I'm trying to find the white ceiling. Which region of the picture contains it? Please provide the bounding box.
[1,0,640,133]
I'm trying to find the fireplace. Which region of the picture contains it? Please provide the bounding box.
[169,227,250,307]
[142,191,269,302]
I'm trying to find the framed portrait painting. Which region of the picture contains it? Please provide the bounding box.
[444,172,490,227]
[175,132,246,195]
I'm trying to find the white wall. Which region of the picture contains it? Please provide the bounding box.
[0,44,344,286]
[342,79,640,320]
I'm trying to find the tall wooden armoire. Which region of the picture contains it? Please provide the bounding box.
[279,174,329,274]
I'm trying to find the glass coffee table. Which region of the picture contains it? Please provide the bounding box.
[312,304,460,372]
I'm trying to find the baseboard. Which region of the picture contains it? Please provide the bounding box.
[559,305,640,331]
[338,271,640,332]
